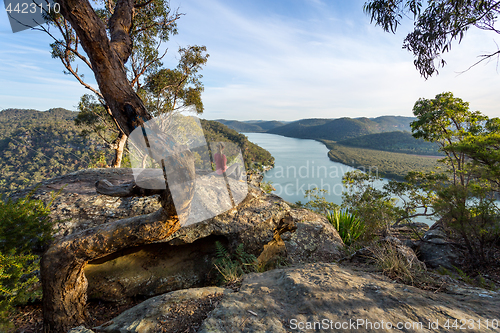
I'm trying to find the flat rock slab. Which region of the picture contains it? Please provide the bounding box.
[199,263,500,333]
[94,287,231,333]
[68,326,95,333]
[11,169,162,239]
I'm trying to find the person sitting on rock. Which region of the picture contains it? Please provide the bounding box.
[214,142,242,180]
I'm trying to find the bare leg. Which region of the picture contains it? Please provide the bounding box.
[225,163,241,179]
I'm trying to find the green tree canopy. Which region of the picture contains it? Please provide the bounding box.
[42,0,209,167]
[364,0,500,78]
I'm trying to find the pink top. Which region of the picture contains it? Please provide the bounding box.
[214,152,227,175]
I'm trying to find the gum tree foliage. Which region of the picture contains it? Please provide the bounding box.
[410,92,500,264]
[41,0,208,167]
[450,117,500,189]
[341,170,435,238]
[364,0,500,78]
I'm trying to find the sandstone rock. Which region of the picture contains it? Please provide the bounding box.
[11,169,162,240]
[94,287,230,333]
[417,225,461,270]
[17,169,344,302]
[68,326,95,333]
[281,209,343,264]
[199,262,500,333]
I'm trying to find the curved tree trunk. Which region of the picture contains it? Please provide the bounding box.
[41,2,197,331]
[42,186,193,332]
[57,0,150,136]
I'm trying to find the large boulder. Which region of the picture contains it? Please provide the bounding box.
[281,209,343,264]
[199,262,500,333]
[11,169,162,240]
[17,169,344,302]
[416,224,462,271]
[94,287,230,333]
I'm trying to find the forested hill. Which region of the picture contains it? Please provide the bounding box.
[215,119,284,133]
[0,109,274,196]
[217,116,413,139]
[337,131,444,156]
[200,119,274,169]
[0,108,103,194]
[266,116,413,141]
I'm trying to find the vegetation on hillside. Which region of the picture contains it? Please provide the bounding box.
[0,109,104,195]
[215,119,284,133]
[0,192,56,327]
[0,109,274,196]
[267,116,413,141]
[322,140,439,180]
[338,131,443,156]
[200,119,274,170]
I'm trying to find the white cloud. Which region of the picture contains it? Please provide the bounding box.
[1,0,499,119]
[164,0,500,121]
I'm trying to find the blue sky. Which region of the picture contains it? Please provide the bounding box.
[1,0,499,121]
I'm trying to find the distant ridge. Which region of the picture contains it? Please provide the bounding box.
[215,119,285,133]
[216,116,414,139]
[337,131,443,156]
[265,116,414,141]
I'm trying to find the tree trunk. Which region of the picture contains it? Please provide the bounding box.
[111,132,128,168]
[41,2,197,331]
[42,185,193,332]
[57,0,149,136]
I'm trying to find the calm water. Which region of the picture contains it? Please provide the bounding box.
[245,132,433,225]
[245,133,359,205]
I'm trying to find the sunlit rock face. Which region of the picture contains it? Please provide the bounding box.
[16,168,344,302]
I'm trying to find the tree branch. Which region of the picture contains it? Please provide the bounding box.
[96,178,164,197]
[109,0,134,64]
[134,0,153,8]
[131,45,168,88]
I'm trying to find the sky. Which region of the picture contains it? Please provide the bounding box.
[1,0,500,121]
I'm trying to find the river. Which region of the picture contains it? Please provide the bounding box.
[245,132,433,225]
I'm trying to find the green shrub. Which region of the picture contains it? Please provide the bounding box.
[0,251,39,326]
[0,192,55,254]
[0,191,57,325]
[295,188,339,214]
[260,181,275,194]
[326,209,365,246]
[213,242,257,285]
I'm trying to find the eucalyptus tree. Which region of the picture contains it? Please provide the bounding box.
[42,0,208,167]
[411,92,499,264]
[364,0,500,78]
[35,1,206,331]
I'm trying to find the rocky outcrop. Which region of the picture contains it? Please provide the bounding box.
[416,224,462,271]
[85,193,344,301]
[73,262,499,333]
[11,169,162,240]
[199,262,500,333]
[19,169,344,302]
[347,236,426,271]
[94,287,231,333]
[68,327,94,333]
